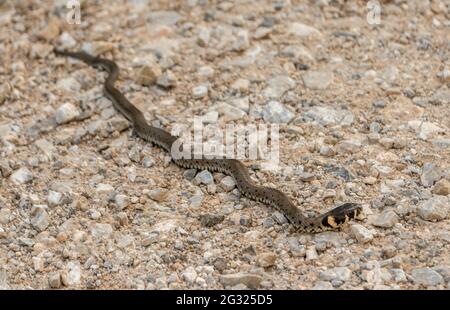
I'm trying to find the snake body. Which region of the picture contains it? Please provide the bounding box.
[54,49,362,233]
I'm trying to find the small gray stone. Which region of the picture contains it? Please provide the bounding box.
[256,252,277,268]
[433,266,450,282]
[114,194,129,210]
[199,213,224,227]
[288,22,322,38]
[306,246,319,260]
[417,196,449,221]
[262,217,275,228]
[219,272,262,289]
[90,223,113,240]
[372,210,399,228]
[421,163,442,187]
[182,266,197,284]
[189,193,203,208]
[319,145,335,157]
[0,208,11,224]
[48,272,61,289]
[287,237,305,257]
[194,170,214,185]
[148,10,181,26]
[390,269,407,283]
[319,267,352,282]
[147,188,169,202]
[262,101,295,123]
[192,85,208,99]
[10,167,33,184]
[55,102,80,124]
[183,169,197,181]
[304,106,354,126]
[262,76,296,99]
[350,224,374,243]
[48,190,62,207]
[303,71,333,90]
[312,281,334,290]
[142,156,155,168]
[411,268,444,287]
[233,29,250,51]
[31,206,50,232]
[156,70,176,88]
[220,176,236,192]
[298,172,315,182]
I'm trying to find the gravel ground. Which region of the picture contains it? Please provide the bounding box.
[0,0,449,290]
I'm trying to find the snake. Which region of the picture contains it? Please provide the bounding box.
[54,49,363,233]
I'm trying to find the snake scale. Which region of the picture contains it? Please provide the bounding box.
[54,49,362,233]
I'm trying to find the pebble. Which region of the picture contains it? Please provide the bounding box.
[411,268,444,287]
[298,172,315,182]
[432,179,450,196]
[31,206,50,232]
[262,101,295,123]
[135,64,161,86]
[287,238,305,257]
[408,120,444,140]
[220,176,236,192]
[194,170,214,185]
[192,85,208,99]
[262,76,296,99]
[90,223,113,240]
[142,156,155,168]
[55,103,80,125]
[62,261,81,286]
[256,252,277,268]
[417,196,449,221]
[58,32,77,49]
[147,188,169,202]
[182,266,197,284]
[219,272,262,289]
[319,145,335,157]
[288,22,322,38]
[304,106,354,126]
[372,210,399,228]
[156,70,177,88]
[231,79,250,93]
[47,190,62,207]
[197,66,214,78]
[115,194,129,210]
[302,71,333,90]
[81,42,113,56]
[233,29,250,51]
[48,272,62,289]
[306,246,319,260]
[215,102,247,121]
[0,208,11,224]
[148,10,181,26]
[312,281,334,290]
[10,167,33,184]
[390,269,407,283]
[319,267,352,282]
[32,257,44,272]
[350,224,374,243]
[420,163,442,187]
[433,266,450,282]
[199,213,224,227]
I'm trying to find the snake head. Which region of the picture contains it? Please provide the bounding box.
[321,203,363,229]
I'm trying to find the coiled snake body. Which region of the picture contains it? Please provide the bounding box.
[55,49,362,233]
